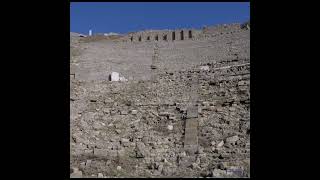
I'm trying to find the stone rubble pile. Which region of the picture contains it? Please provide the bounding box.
[70,57,250,177]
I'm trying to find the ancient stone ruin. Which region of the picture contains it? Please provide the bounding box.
[70,22,250,178]
[126,28,199,43]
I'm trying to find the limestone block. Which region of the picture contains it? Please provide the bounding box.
[200,65,210,71]
[167,125,173,131]
[119,76,128,81]
[110,72,120,81]
[131,110,138,115]
[136,142,147,158]
[98,173,104,178]
[217,141,224,148]
[226,135,239,144]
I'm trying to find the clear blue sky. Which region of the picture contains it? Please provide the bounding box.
[70,2,250,35]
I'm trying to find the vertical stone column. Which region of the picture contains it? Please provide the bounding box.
[167,30,172,41]
[183,29,188,40]
[150,43,160,104]
[184,73,199,155]
[151,43,159,83]
[189,74,199,104]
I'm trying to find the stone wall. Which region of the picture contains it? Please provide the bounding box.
[70,57,250,178]
[121,29,202,42]
[203,23,240,35]
[70,24,249,82]
[70,22,250,178]
[119,23,243,43]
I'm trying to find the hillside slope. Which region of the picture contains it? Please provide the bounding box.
[70,23,250,178]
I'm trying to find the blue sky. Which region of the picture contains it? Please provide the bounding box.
[70,2,250,35]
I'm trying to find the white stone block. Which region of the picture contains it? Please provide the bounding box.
[131,110,138,115]
[110,72,120,81]
[119,76,127,81]
[200,65,210,71]
[98,173,103,178]
[217,140,224,148]
[167,125,173,131]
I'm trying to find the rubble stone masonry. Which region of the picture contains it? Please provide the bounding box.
[70,22,250,178]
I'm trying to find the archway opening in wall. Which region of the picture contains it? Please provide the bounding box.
[189,30,192,39]
[155,35,158,41]
[172,32,175,41]
[147,36,150,40]
[163,34,167,41]
[180,31,184,40]
[139,36,141,41]
[130,37,133,42]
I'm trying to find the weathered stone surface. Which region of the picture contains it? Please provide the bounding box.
[120,138,130,147]
[115,129,121,134]
[184,123,198,147]
[191,163,200,170]
[70,168,83,178]
[200,65,210,71]
[226,135,239,144]
[119,76,127,82]
[159,111,170,116]
[93,148,108,156]
[187,106,198,118]
[131,110,138,115]
[85,160,92,167]
[212,169,227,177]
[120,110,128,115]
[121,138,129,143]
[136,142,147,158]
[70,22,250,178]
[180,151,187,157]
[217,141,224,148]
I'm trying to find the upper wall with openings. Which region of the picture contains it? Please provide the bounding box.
[123,28,202,43]
[119,23,244,43]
